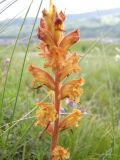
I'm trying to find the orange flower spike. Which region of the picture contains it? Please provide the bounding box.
[60,77,85,103]
[29,0,85,159]
[28,65,55,90]
[59,109,82,131]
[52,146,70,160]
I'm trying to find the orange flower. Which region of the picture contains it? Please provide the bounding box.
[28,65,55,90]
[60,77,85,103]
[35,103,57,126]
[52,146,70,160]
[59,109,82,130]
[59,53,80,81]
[59,29,80,53]
[43,47,66,71]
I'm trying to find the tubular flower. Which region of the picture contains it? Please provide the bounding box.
[59,109,82,131]
[59,29,80,53]
[59,53,80,81]
[60,78,85,103]
[43,47,67,70]
[54,11,65,43]
[28,65,55,90]
[35,103,57,126]
[52,146,70,160]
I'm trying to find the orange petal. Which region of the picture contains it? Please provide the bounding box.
[60,78,85,102]
[59,29,80,52]
[38,42,47,54]
[59,11,66,22]
[59,64,80,81]
[67,52,80,62]
[42,2,57,34]
[37,27,55,48]
[54,18,64,43]
[43,47,66,71]
[36,102,55,109]
[54,12,65,43]
[59,109,82,130]
[49,1,57,19]
[40,18,46,29]
[28,65,55,90]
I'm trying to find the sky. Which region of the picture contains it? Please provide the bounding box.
[0,0,120,20]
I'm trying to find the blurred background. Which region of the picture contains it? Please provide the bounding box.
[0,0,120,159]
[1,0,120,43]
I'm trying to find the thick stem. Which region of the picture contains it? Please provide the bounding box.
[50,72,60,159]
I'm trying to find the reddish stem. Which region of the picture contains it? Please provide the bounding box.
[50,72,60,159]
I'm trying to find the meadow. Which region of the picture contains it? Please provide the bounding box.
[0,40,120,160]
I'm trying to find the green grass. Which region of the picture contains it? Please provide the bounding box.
[0,40,120,160]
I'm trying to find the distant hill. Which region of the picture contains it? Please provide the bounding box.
[67,8,120,19]
[0,7,120,44]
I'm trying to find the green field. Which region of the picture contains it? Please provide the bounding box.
[0,40,120,160]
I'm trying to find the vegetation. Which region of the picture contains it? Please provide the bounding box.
[0,39,120,159]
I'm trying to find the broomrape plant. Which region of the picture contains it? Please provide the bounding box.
[29,0,85,159]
